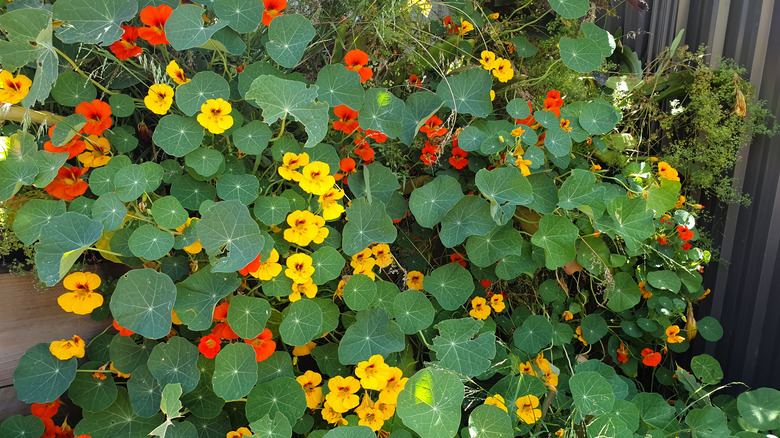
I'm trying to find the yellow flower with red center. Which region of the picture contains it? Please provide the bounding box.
[479,50,497,70]
[355,354,392,390]
[519,361,536,376]
[458,18,474,36]
[666,325,685,343]
[556,429,565,437]
[318,187,346,220]
[226,427,252,438]
[49,335,86,360]
[511,125,526,137]
[484,394,508,412]
[358,406,385,431]
[334,279,346,300]
[144,83,174,115]
[325,376,361,413]
[278,152,309,181]
[657,161,680,181]
[78,135,111,168]
[372,243,393,268]
[296,370,324,409]
[299,161,336,196]
[374,400,396,421]
[351,248,376,271]
[58,272,104,315]
[470,296,491,320]
[321,401,348,426]
[249,248,282,280]
[290,278,317,302]
[0,70,32,104]
[406,271,424,290]
[285,253,315,283]
[560,119,573,133]
[175,217,202,254]
[196,98,234,134]
[516,395,542,424]
[492,58,514,83]
[490,294,505,312]
[284,210,327,247]
[165,60,190,86]
[576,326,588,345]
[378,367,408,404]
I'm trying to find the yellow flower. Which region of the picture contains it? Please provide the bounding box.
[0,70,32,104]
[657,161,680,181]
[325,376,361,413]
[290,278,317,302]
[378,367,408,404]
[351,247,376,271]
[490,89,495,101]
[318,187,346,220]
[358,407,385,431]
[562,310,574,321]
[492,58,514,83]
[516,156,533,176]
[171,309,183,325]
[470,296,491,320]
[299,161,335,196]
[479,50,497,70]
[458,19,474,36]
[519,361,536,376]
[353,265,376,280]
[355,354,392,390]
[490,294,505,312]
[575,326,588,346]
[110,361,131,378]
[556,429,565,437]
[196,98,234,134]
[296,370,324,409]
[406,271,424,290]
[144,83,174,115]
[321,401,348,426]
[166,60,190,86]
[354,392,374,418]
[249,248,283,280]
[515,395,542,424]
[560,119,573,133]
[78,135,111,168]
[511,125,525,137]
[484,394,508,412]
[488,12,499,19]
[666,325,685,343]
[374,401,396,421]
[675,195,686,209]
[285,253,315,283]
[58,272,104,315]
[284,210,327,247]
[49,335,86,360]
[226,427,253,438]
[334,279,346,300]
[589,164,602,172]
[372,243,393,268]
[175,217,202,254]
[292,341,316,356]
[278,152,309,181]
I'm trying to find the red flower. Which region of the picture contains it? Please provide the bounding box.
[109,26,143,59]
[616,343,629,364]
[479,279,493,289]
[344,49,373,83]
[543,90,564,118]
[420,142,439,165]
[113,319,135,336]
[449,253,466,267]
[353,141,375,163]
[245,328,276,362]
[677,225,694,242]
[681,242,692,251]
[333,105,360,134]
[213,302,230,322]
[409,74,423,88]
[443,16,460,34]
[657,236,668,245]
[198,334,222,359]
[43,125,86,159]
[419,115,447,139]
[363,129,388,143]
[44,166,89,200]
[515,102,537,127]
[212,322,239,340]
[335,157,357,182]
[641,348,662,367]
[31,398,61,419]
[137,5,173,45]
[75,99,112,136]
[239,253,263,276]
[449,146,469,170]
[262,0,287,26]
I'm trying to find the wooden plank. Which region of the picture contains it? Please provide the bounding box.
[0,385,29,419]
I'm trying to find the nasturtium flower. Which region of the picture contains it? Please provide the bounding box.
[515,155,533,177]
[492,58,514,82]
[333,105,360,134]
[519,361,535,376]
[244,328,276,362]
[166,60,190,86]
[374,400,396,421]
[0,70,32,104]
[45,166,89,200]
[75,99,112,136]
[31,398,61,419]
[58,272,103,315]
[278,152,310,181]
[378,367,408,404]
[137,5,173,45]
[470,296,491,320]
[262,0,287,26]
[409,74,423,88]
[351,248,376,271]
[344,49,373,83]
[372,244,393,268]
[617,342,629,364]
[543,90,564,117]
[335,157,357,182]
[406,271,424,290]
[458,18,474,36]
[110,362,131,378]
[675,195,686,209]
[175,218,203,254]
[364,129,388,143]
[318,187,346,220]
[479,50,497,70]
[49,335,86,360]
[677,225,694,241]
[639,281,652,298]
[419,115,447,138]
[239,254,263,276]
[641,348,662,367]
[43,125,86,159]
[296,370,324,409]
[420,142,439,165]
[171,309,183,325]
[198,334,222,359]
[109,26,142,59]
[197,98,234,134]
[290,278,317,302]
[299,161,335,195]
[284,210,325,247]
[249,248,283,281]
[682,242,692,251]
[292,340,316,356]
[113,319,134,336]
[357,401,384,431]
[488,12,499,19]
[78,135,111,168]
[449,146,468,169]
[490,89,496,101]
[489,294,505,312]
[666,325,685,343]
[213,302,230,322]
[575,325,588,345]
[516,395,542,424]
[144,83,174,115]
[321,402,348,426]
[560,118,573,133]
[657,161,680,181]
[353,141,375,163]
[355,354,392,390]
[326,376,361,413]
[484,394,508,412]
[285,253,315,283]
[562,310,574,321]
[212,322,239,340]
[226,427,253,438]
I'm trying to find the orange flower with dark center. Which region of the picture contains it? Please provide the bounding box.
[43,125,86,159]
[560,119,572,133]
[449,146,468,169]
[44,166,89,200]
[333,105,360,134]
[449,253,466,267]
[198,334,222,359]
[420,115,447,139]
[344,49,373,83]
[641,348,662,367]
[616,343,629,364]
[137,5,173,45]
[543,90,564,118]
[245,328,276,361]
[113,319,135,336]
[109,26,142,59]
[363,129,388,143]
[75,99,112,136]
[420,142,439,166]
[353,142,375,163]
[443,16,460,34]
[262,0,287,26]
[677,225,694,242]
[409,74,423,88]
[682,242,692,251]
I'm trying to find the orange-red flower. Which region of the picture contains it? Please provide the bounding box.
[449,146,468,169]
[543,90,564,118]
[31,398,61,419]
[212,322,239,340]
[449,253,466,268]
[677,225,694,242]
[420,142,439,166]
[44,166,89,200]
[213,302,230,323]
[239,253,263,276]
[616,343,629,364]
[113,319,135,336]
[245,328,276,361]
[335,157,357,182]
[641,348,662,367]
[43,125,86,159]
[515,101,536,126]
[409,74,423,88]
[333,105,360,134]
[363,129,388,143]
[137,5,173,45]
[443,16,459,34]
[198,334,222,359]
[262,0,287,26]
[419,115,447,138]
[75,99,112,136]
[109,26,143,59]
[682,242,692,251]
[353,142,375,163]
[344,49,373,83]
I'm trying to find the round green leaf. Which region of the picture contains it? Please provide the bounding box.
[13,199,65,246]
[181,357,224,419]
[606,272,641,312]
[468,404,514,438]
[197,200,265,272]
[691,354,723,385]
[647,270,682,293]
[185,147,224,178]
[175,71,230,116]
[183,411,231,438]
[358,88,405,139]
[33,150,69,188]
[51,71,97,107]
[737,388,780,430]
[107,126,138,153]
[408,175,464,228]
[581,313,608,344]
[513,315,553,354]
[110,269,176,339]
[68,361,118,412]
[213,0,262,32]
[437,68,492,118]
[316,64,365,110]
[141,162,163,193]
[75,387,163,437]
[266,14,316,68]
[166,4,227,51]
[544,126,572,157]
[217,173,259,205]
[128,224,174,260]
[548,0,589,18]
[171,175,217,210]
[253,196,290,226]
[148,336,200,394]
[685,406,730,438]
[570,371,615,416]
[342,198,397,256]
[338,308,405,364]
[697,316,724,342]
[558,168,597,210]
[151,196,188,230]
[586,413,629,438]
[344,274,377,311]
[91,193,126,231]
[559,37,604,73]
[108,93,135,117]
[114,164,147,202]
[310,246,345,285]
[88,166,116,197]
[228,295,272,339]
[510,36,538,58]
[175,268,239,332]
[457,126,488,152]
[233,120,272,155]
[51,0,137,45]
[13,343,77,404]
[314,298,341,338]
[431,318,496,377]
[109,335,155,376]
[280,299,323,347]
[213,343,258,401]
[322,426,375,438]
[394,289,434,334]
[531,214,579,269]
[439,195,494,248]
[348,162,401,205]
[153,115,205,157]
[250,414,292,438]
[475,167,533,206]
[245,377,306,423]
[0,415,45,438]
[632,392,675,431]
[580,99,620,135]
[34,212,103,286]
[396,368,464,438]
[423,263,474,310]
[256,352,295,384]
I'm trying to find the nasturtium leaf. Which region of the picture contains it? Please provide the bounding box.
[51,117,86,148]
[339,308,405,364]
[0,415,44,438]
[147,337,200,394]
[544,126,572,157]
[310,298,339,339]
[322,426,375,438]
[309,246,345,285]
[437,68,492,117]
[109,93,135,117]
[245,377,307,423]
[513,314,554,354]
[256,352,294,385]
[128,224,174,260]
[408,175,463,228]
[316,64,365,110]
[348,162,401,205]
[685,406,730,438]
[475,167,533,206]
[559,37,604,73]
[343,274,377,312]
[110,336,155,376]
[599,196,655,255]
[606,272,641,312]
[531,215,578,269]
[13,343,77,404]
[646,179,682,217]
[262,275,294,297]
[399,91,444,145]
[582,22,616,57]
[0,7,50,42]
[280,299,323,347]
[246,75,329,148]
[581,314,608,344]
[75,388,163,438]
[496,244,538,280]
[213,343,258,401]
[166,4,227,50]
[466,223,525,268]
[33,150,69,188]
[227,295,272,340]
[579,99,620,135]
[34,212,103,286]
[737,388,780,430]
[175,71,230,117]
[468,404,513,438]
[510,35,538,58]
[13,199,65,246]
[217,173,259,205]
[439,195,494,248]
[423,263,474,310]
[233,121,272,155]
[181,358,224,419]
[647,270,681,293]
[250,413,293,438]
[632,392,675,431]
[69,361,117,412]
[506,98,530,119]
[586,413,630,438]
[171,175,217,210]
[253,196,290,226]
[396,368,464,438]
[266,14,316,68]
[0,156,36,202]
[140,162,163,193]
[524,174,558,215]
[311,343,347,378]
[110,269,176,339]
[212,0,262,32]
[690,354,723,385]
[393,289,434,334]
[431,318,496,377]
[341,198,397,256]
[175,266,240,331]
[547,0,589,18]
[184,410,231,438]
[153,114,205,157]
[114,164,147,202]
[697,317,723,342]
[151,196,188,230]
[52,0,137,45]
[197,200,265,273]
[358,88,405,139]
[558,169,597,210]
[457,126,488,152]
[87,166,116,197]
[51,71,97,107]
[570,371,615,416]
[185,147,224,178]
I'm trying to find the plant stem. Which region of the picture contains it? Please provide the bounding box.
[53,47,115,96]
[0,106,63,125]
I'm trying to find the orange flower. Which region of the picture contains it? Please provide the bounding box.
[677,225,694,242]
[333,105,360,134]
[334,157,357,182]
[44,166,89,200]
[543,90,564,117]
[198,334,222,359]
[31,398,61,419]
[245,328,276,361]
[449,253,466,267]
[560,119,572,133]
[75,99,112,136]
[58,272,103,315]
[616,343,629,364]
[364,129,388,143]
[113,319,134,336]
[78,135,111,168]
[449,146,468,169]
[666,325,685,343]
[420,142,439,165]
[641,348,662,367]
[43,125,86,159]
[212,322,239,340]
[213,302,230,322]
[262,0,287,26]
[49,335,86,360]
[344,49,373,83]
[109,26,143,59]
[239,253,263,276]
[515,101,536,126]
[419,115,447,138]
[409,74,423,88]
[353,141,375,163]
[0,70,32,104]
[638,281,652,299]
[137,5,173,45]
